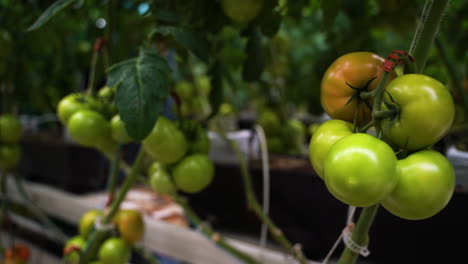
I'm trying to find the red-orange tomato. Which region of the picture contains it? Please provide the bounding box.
[321,52,395,123]
[4,243,30,262]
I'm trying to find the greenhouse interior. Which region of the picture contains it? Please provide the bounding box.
[0,0,467,264]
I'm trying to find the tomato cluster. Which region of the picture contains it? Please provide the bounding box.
[64,209,144,264]
[3,243,30,264]
[309,52,456,220]
[174,76,212,119]
[144,118,215,194]
[57,86,131,154]
[257,109,306,155]
[0,114,22,170]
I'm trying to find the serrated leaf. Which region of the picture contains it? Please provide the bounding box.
[242,27,265,82]
[152,26,209,63]
[107,48,172,140]
[27,0,76,31]
[206,61,223,120]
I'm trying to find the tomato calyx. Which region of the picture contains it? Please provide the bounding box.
[345,76,377,111]
[64,245,82,256]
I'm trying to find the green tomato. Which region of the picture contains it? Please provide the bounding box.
[286,119,306,153]
[220,0,263,23]
[381,150,455,220]
[258,110,281,137]
[67,110,111,148]
[147,162,165,176]
[189,126,210,155]
[98,238,131,264]
[174,81,194,100]
[382,74,455,151]
[98,86,115,101]
[324,133,399,207]
[267,136,284,153]
[79,210,102,239]
[143,117,188,165]
[196,75,211,96]
[308,120,353,179]
[110,115,132,144]
[0,115,22,144]
[57,94,96,125]
[113,209,145,244]
[64,236,87,264]
[173,154,214,193]
[0,144,21,170]
[150,169,177,195]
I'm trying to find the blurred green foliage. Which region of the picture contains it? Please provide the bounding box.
[0,0,466,120]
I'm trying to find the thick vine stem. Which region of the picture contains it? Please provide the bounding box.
[337,204,379,264]
[409,0,450,73]
[175,196,259,264]
[216,125,308,264]
[79,147,146,264]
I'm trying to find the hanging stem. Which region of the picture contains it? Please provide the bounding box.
[79,147,146,264]
[175,196,259,264]
[409,0,450,73]
[12,172,68,242]
[86,47,99,96]
[105,145,123,205]
[216,125,308,264]
[435,37,468,109]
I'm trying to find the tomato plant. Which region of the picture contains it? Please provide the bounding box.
[110,115,133,144]
[308,119,353,179]
[381,150,455,220]
[79,210,103,239]
[113,210,145,244]
[172,154,215,194]
[321,52,395,123]
[57,94,96,125]
[150,168,177,195]
[0,115,22,144]
[220,0,263,23]
[382,74,455,151]
[64,236,87,263]
[324,133,399,207]
[142,117,188,165]
[67,110,112,148]
[98,237,131,264]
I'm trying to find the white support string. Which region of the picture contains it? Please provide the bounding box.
[254,125,271,262]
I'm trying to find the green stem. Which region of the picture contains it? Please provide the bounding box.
[435,36,468,109]
[80,147,146,264]
[409,0,450,73]
[13,172,68,242]
[86,47,99,96]
[216,126,308,264]
[337,204,379,264]
[105,145,122,204]
[371,73,391,137]
[175,196,259,264]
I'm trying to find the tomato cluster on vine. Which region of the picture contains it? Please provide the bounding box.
[64,209,144,264]
[309,52,456,220]
[0,114,22,170]
[144,117,215,195]
[57,86,130,155]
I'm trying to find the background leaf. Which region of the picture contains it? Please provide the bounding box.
[153,26,210,63]
[27,0,76,31]
[107,48,172,140]
[242,27,265,82]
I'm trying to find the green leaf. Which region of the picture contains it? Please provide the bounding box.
[206,61,223,120]
[107,48,172,140]
[152,26,210,63]
[320,0,342,29]
[242,27,265,82]
[27,0,76,31]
